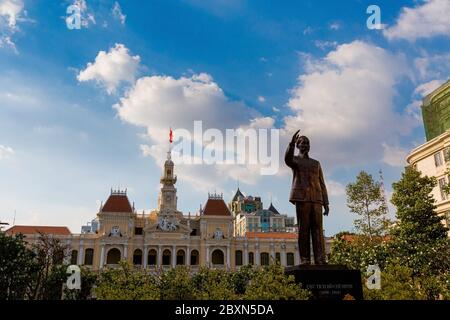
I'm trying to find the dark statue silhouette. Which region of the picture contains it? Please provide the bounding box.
[285,130,329,265]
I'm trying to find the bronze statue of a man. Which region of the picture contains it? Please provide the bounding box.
[285,130,329,265]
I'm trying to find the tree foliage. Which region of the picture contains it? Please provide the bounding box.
[346,171,390,238]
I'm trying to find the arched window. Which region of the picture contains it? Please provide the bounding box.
[148,249,157,265]
[176,249,185,265]
[260,252,270,266]
[275,252,281,264]
[190,250,199,265]
[162,249,171,265]
[248,252,254,265]
[84,248,94,265]
[235,250,243,266]
[287,253,295,266]
[133,249,142,265]
[211,249,224,265]
[106,248,121,265]
[70,250,78,265]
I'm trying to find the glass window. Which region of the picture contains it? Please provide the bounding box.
[133,249,142,265]
[260,252,270,266]
[190,250,199,265]
[439,177,447,200]
[434,152,443,167]
[176,250,185,265]
[248,252,254,265]
[84,248,94,265]
[286,253,295,266]
[235,250,243,266]
[148,249,157,265]
[162,249,171,265]
[444,147,450,162]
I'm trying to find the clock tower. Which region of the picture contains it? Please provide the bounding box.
[158,150,178,213]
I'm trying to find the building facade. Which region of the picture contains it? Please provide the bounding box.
[407,79,450,233]
[6,149,332,271]
[230,188,295,236]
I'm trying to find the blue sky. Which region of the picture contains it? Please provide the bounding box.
[1,0,450,235]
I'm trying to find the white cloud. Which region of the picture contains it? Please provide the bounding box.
[0,145,14,159]
[384,0,450,41]
[258,95,266,103]
[414,53,450,81]
[66,0,96,29]
[272,106,280,112]
[382,143,408,167]
[112,1,126,25]
[77,43,140,94]
[329,22,340,30]
[0,0,24,52]
[327,180,346,196]
[314,40,338,50]
[414,79,444,97]
[283,41,416,170]
[0,0,23,27]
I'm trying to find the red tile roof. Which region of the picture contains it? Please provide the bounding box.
[245,232,298,239]
[203,198,231,216]
[5,225,71,236]
[102,194,133,213]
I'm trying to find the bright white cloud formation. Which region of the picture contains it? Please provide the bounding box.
[384,0,450,41]
[414,79,444,97]
[284,41,417,170]
[0,145,14,159]
[0,0,23,27]
[77,43,140,94]
[112,1,126,25]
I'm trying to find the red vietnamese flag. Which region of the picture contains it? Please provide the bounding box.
[169,128,173,143]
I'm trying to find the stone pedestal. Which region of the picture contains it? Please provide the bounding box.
[285,265,363,300]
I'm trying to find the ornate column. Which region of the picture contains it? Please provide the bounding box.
[243,242,248,265]
[270,241,275,264]
[77,240,84,265]
[226,245,230,270]
[158,245,163,267]
[206,245,210,266]
[281,243,287,267]
[172,245,176,267]
[295,245,300,265]
[143,245,148,268]
[123,242,128,260]
[186,245,190,266]
[255,242,260,266]
[99,244,105,269]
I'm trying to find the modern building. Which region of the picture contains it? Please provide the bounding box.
[421,80,450,141]
[407,80,450,233]
[6,149,331,270]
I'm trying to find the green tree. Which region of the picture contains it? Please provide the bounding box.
[390,166,450,299]
[158,266,197,300]
[243,263,310,300]
[191,267,237,300]
[95,261,159,300]
[0,233,38,300]
[346,171,390,238]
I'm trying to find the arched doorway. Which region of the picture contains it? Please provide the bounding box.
[133,249,142,265]
[211,249,224,265]
[148,249,157,265]
[176,249,185,265]
[162,249,171,265]
[190,250,199,265]
[106,248,121,265]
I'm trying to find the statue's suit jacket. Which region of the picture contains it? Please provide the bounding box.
[284,143,329,206]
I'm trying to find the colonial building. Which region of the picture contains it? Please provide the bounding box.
[7,149,332,270]
[407,80,450,233]
[230,188,296,236]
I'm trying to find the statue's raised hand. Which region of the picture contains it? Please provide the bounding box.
[291,130,300,144]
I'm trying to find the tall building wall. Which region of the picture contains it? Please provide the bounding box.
[422,80,450,141]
